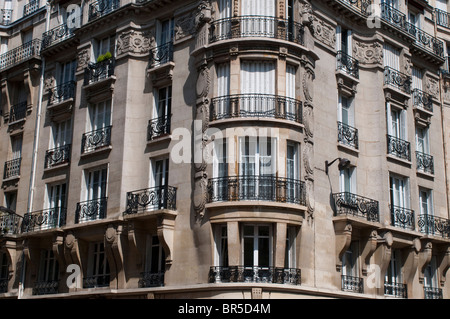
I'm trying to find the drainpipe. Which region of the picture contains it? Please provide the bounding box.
[21,1,51,298]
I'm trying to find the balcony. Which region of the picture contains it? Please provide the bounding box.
[3,158,21,180]
[337,51,359,79]
[337,0,372,15]
[75,197,107,223]
[23,0,40,17]
[338,122,358,150]
[384,282,407,298]
[48,81,76,106]
[384,67,411,95]
[32,281,59,295]
[0,39,41,72]
[147,115,171,141]
[45,144,71,169]
[424,287,443,299]
[8,101,28,123]
[333,192,380,222]
[210,94,302,124]
[209,266,301,285]
[81,126,112,154]
[341,275,363,293]
[390,205,415,230]
[412,88,433,113]
[138,271,165,288]
[88,0,120,21]
[416,151,434,175]
[124,186,177,215]
[0,208,22,235]
[149,42,173,69]
[209,16,304,46]
[207,176,306,206]
[418,214,450,239]
[387,135,411,162]
[435,8,450,29]
[84,58,115,86]
[41,24,75,50]
[21,207,67,233]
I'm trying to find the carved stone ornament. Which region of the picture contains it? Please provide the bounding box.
[196,66,210,99]
[77,49,90,72]
[175,12,197,41]
[44,73,55,90]
[302,69,314,102]
[116,30,154,56]
[425,76,439,99]
[311,17,336,49]
[353,41,383,66]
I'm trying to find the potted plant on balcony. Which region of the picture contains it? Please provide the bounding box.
[96,51,112,63]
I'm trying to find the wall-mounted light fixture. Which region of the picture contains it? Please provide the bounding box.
[325,157,351,175]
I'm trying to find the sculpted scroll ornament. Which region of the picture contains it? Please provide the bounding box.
[353,41,383,65]
[116,30,154,56]
[426,76,439,99]
[311,17,335,49]
[77,49,90,72]
[302,70,314,102]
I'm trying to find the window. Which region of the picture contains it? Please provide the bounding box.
[38,249,59,284]
[241,0,276,37]
[287,141,300,200]
[157,18,174,46]
[149,158,169,209]
[85,167,107,202]
[336,26,352,56]
[86,242,110,288]
[387,103,407,141]
[88,100,111,132]
[285,226,296,269]
[154,86,172,120]
[242,224,272,268]
[286,64,297,118]
[216,63,230,117]
[4,192,16,212]
[419,188,433,216]
[81,167,107,222]
[213,139,228,179]
[416,126,429,155]
[338,94,354,127]
[424,256,438,289]
[57,60,76,86]
[92,35,115,62]
[10,135,22,160]
[385,249,402,286]
[383,43,400,70]
[214,225,228,267]
[240,61,276,115]
[340,166,356,194]
[145,235,166,276]
[342,241,359,278]
[390,174,410,209]
[436,0,447,12]
[0,252,8,290]
[218,0,232,19]
[51,119,71,149]
[411,66,423,91]
[382,0,398,9]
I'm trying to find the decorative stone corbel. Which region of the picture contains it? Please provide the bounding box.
[438,246,450,286]
[127,221,144,267]
[104,224,125,289]
[22,239,39,278]
[3,240,17,283]
[334,221,352,271]
[64,231,82,275]
[403,238,421,285]
[157,212,177,267]
[52,233,65,276]
[419,241,433,284]
[361,230,379,276]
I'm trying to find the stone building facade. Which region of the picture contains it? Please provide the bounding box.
[0,0,448,299]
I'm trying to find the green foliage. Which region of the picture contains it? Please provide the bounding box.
[96,51,112,63]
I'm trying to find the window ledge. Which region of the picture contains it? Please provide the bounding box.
[80,145,112,159]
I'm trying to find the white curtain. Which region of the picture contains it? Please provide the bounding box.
[383,43,400,70]
[411,66,423,91]
[240,61,275,114]
[217,63,230,116]
[436,0,447,12]
[241,0,276,37]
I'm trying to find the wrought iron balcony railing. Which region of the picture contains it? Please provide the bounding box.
[147,115,171,141]
[124,185,177,215]
[418,214,450,239]
[22,207,67,233]
[81,126,112,154]
[209,16,304,46]
[210,94,302,123]
[138,271,165,288]
[337,51,359,78]
[424,287,443,299]
[32,281,59,295]
[207,176,306,206]
[9,101,28,123]
[42,24,75,50]
[0,209,22,235]
[333,192,380,222]
[84,57,115,85]
[416,151,434,175]
[149,42,173,69]
[23,0,40,17]
[83,274,110,288]
[384,67,411,94]
[390,205,415,230]
[338,122,358,149]
[341,275,363,293]
[75,197,107,223]
[339,0,372,15]
[88,0,119,21]
[384,282,407,298]
[0,39,41,71]
[0,279,7,293]
[412,88,433,113]
[45,144,71,169]
[48,81,76,106]
[3,158,21,180]
[209,266,301,285]
[0,9,12,25]
[387,135,411,161]
[436,8,450,29]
